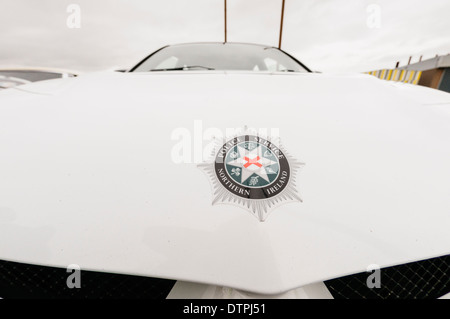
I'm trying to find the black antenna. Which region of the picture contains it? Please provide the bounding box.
[278,0,286,49]
[224,0,227,42]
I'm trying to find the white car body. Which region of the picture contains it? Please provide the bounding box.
[0,47,450,298]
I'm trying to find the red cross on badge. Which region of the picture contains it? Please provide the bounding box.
[243,156,263,168]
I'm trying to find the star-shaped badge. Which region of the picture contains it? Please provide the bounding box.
[198,129,304,221]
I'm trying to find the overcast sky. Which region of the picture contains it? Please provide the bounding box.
[1,0,449,73]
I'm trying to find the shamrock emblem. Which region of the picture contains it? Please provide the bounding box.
[231,168,241,176]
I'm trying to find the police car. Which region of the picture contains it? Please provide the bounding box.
[0,42,449,299]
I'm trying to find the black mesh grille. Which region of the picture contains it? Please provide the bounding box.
[2,255,449,299]
[325,254,450,299]
[0,260,176,299]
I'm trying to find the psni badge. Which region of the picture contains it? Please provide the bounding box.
[198,129,304,221]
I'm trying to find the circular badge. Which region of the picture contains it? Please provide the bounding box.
[214,135,290,199]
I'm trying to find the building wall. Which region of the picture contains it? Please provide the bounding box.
[418,69,444,89]
[438,68,450,93]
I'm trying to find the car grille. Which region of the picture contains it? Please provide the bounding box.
[324,254,450,299]
[1,255,449,299]
[0,259,175,299]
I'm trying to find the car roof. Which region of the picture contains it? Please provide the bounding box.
[164,42,278,49]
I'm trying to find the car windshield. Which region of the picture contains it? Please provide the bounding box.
[130,43,310,73]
